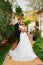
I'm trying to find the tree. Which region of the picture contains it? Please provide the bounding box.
[0,0,12,42]
[8,0,24,18]
[15,6,24,18]
[27,0,43,11]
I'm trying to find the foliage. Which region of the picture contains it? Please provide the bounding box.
[15,6,24,18]
[0,25,16,43]
[32,24,41,41]
[3,25,16,43]
[0,0,13,42]
[32,30,41,40]
[0,0,12,13]
[0,0,12,25]
[0,44,11,65]
[23,20,31,26]
[3,25,15,39]
[33,38,43,61]
[0,35,3,43]
[35,21,39,26]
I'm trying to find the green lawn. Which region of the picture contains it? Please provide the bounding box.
[0,44,11,65]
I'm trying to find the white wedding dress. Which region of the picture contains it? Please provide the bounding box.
[9,26,37,61]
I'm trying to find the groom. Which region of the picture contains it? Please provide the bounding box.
[15,18,21,44]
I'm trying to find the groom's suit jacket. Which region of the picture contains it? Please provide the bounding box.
[15,23,21,42]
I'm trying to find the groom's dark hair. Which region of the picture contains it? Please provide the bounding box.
[17,18,21,20]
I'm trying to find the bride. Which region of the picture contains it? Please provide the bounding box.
[9,21,37,61]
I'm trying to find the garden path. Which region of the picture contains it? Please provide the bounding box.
[3,33,43,65]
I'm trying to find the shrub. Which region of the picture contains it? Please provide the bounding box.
[33,38,43,61]
[3,25,16,43]
[32,30,41,41]
[0,0,15,43]
[15,6,24,18]
[35,21,39,26]
[23,20,31,26]
[0,35,3,43]
[0,24,16,44]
